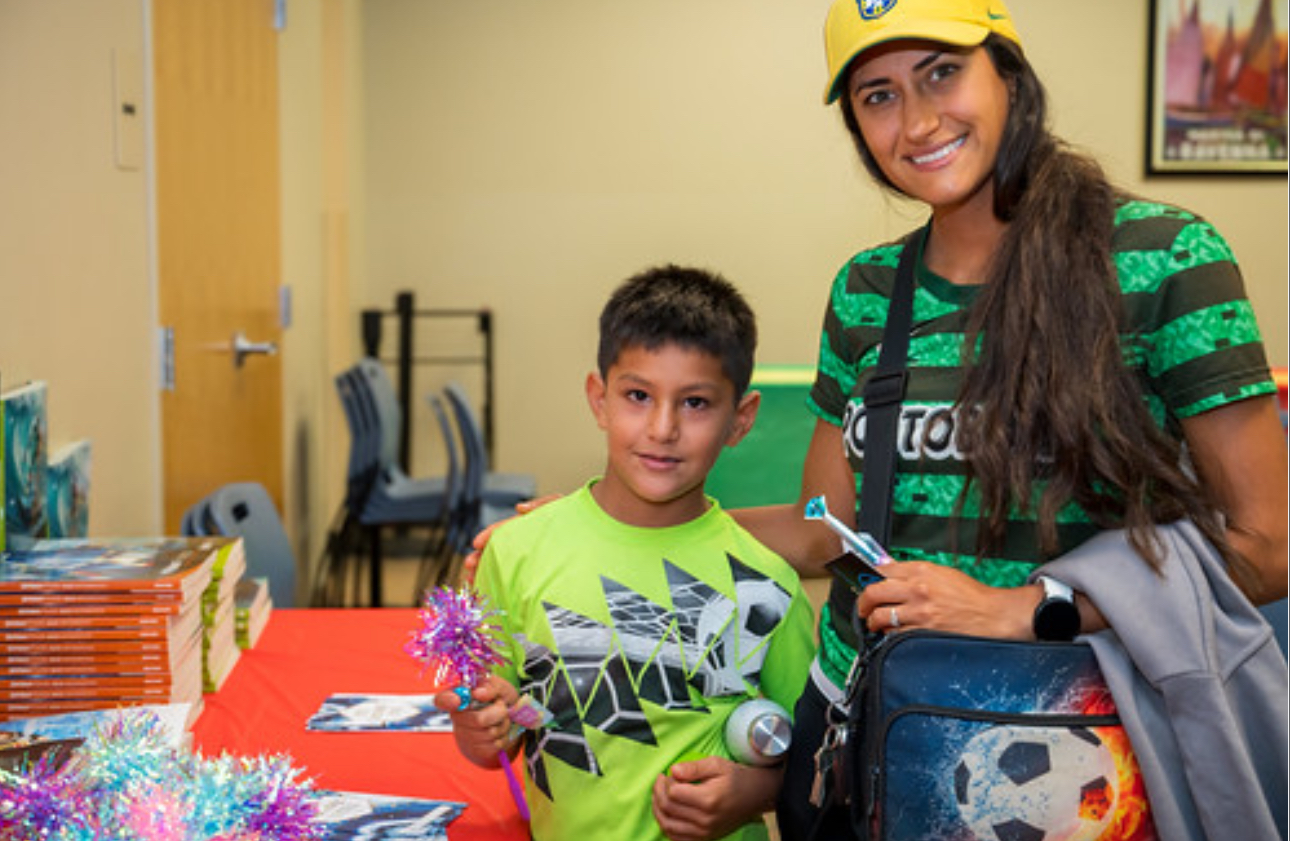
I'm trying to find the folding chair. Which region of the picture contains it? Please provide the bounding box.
[312,368,378,607]
[315,359,457,606]
[180,497,212,537]
[205,482,297,608]
[183,481,296,608]
[412,393,464,597]
[353,358,453,524]
[442,381,537,510]
[436,382,537,585]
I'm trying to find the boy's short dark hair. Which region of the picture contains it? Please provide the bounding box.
[598,264,757,398]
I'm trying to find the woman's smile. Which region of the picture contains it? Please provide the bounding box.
[909,135,966,167]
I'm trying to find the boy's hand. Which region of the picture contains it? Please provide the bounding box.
[460,494,563,585]
[433,674,521,768]
[651,756,782,841]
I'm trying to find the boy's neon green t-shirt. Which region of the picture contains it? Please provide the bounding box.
[475,481,816,841]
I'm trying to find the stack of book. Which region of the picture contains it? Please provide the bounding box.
[201,539,246,693]
[0,537,233,728]
[234,576,272,650]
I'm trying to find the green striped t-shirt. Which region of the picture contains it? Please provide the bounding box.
[810,199,1275,687]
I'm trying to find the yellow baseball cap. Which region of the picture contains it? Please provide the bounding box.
[822,0,1023,104]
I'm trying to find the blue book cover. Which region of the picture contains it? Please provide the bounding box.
[47,439,91,539]
[2,381,49,551]
[306,693,452,732]
[311,790,466,840]
[0,537,224,602]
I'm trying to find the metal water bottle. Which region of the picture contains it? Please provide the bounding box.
[724,698,792,766]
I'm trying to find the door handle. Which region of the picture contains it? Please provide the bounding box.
[231,331,278,368]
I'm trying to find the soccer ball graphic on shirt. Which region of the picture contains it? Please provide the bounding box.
[954,725,1120,841]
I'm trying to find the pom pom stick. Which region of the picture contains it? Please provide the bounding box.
[122,784,190,841]
[405,586,508,690]
[407,586,532,821]
[0,708,322,841]
[0,751,95,839]
[192,753,321,841]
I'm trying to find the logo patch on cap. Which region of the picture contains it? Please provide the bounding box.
[858,0,898,21]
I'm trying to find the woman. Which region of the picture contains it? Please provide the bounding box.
[733,1,1288,838]
[465,1,1287,837]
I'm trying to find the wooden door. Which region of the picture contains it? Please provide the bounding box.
[154,0,284,533]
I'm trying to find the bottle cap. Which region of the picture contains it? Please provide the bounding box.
[725,698,792,766]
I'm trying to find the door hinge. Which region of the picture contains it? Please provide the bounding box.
[159,325,176,392]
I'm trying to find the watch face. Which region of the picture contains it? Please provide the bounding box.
[1035,598,1081,641]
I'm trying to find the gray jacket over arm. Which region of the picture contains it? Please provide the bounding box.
[1035,520,1288,841]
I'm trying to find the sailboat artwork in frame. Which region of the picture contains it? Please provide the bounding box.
[1147,0,1288,174]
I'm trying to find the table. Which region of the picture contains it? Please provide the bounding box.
[191,608,528,840]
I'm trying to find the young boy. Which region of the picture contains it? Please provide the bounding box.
[439,265,815,840]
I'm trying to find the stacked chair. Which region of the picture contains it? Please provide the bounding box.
[443,381,538,515]
[313,358,455,607]
[182,481,297,608]
[410,394,466,595]
[411,383,539,592]
[315,358,536,606]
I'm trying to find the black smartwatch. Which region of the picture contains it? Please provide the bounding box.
[1033,575,1080,641]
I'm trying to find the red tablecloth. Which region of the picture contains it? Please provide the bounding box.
[191,608,528,840]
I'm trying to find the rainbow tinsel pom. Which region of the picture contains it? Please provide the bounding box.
[0,708,323,841]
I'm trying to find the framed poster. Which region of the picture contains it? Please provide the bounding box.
[1147,0,1288,174]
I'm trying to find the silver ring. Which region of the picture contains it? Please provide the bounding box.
[890,607,900,629]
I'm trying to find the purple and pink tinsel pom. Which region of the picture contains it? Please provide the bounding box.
[405,586,507,690]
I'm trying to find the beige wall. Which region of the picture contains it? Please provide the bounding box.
[0,0,357,568]
[276,0,366,578]
[1,0,1285,576]
[361,0,1290,501]
[0,0,160,535]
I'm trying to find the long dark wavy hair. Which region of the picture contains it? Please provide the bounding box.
[839,35,1243,580]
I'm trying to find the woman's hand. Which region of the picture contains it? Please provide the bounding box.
[459,495,562,585]
[651,756,781,841]
[855,561,1044,640]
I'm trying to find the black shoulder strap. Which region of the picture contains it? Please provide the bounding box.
[856,227,923,545]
